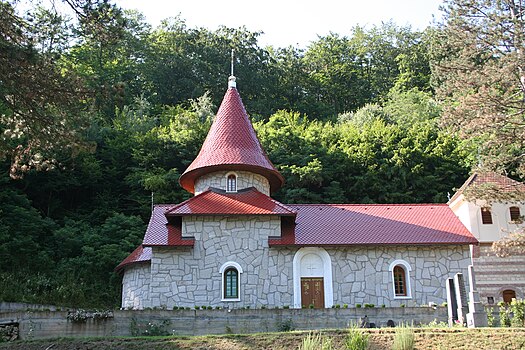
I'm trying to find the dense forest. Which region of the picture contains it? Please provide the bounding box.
[1,0,523,307]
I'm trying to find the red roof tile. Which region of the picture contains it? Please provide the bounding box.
[166,187,296,216]
[115,245,152,272]
[179,87,284,194]
[448,171,525,203]
[142,205,195,246]
[279,204,477,246]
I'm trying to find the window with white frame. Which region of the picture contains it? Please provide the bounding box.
[219,261,243,301]
[481,207,493,224]
[510,206,521,222]
[389,260,412,299]
[226,173,237,192]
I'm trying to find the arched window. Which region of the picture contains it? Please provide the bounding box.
[510,206,521,222]
[224,268,238,299]
[227,174,237,192]
[389,260,412,299]
[219,261,243,301]
[481,207,493,224]
[393,266,407,296]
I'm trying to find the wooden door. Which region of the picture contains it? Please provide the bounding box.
[301,277,324,308]
[503,289,516,303]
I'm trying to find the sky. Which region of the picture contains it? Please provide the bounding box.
[116,0,444,48]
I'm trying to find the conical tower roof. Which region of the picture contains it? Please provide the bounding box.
[179,79,284,194]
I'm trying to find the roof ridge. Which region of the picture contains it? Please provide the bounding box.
[288,203,447,207]
[165,189,212,214]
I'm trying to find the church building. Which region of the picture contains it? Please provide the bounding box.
[116,76,478,310]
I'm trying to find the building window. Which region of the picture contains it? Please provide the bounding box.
[224,268,238,298]
[388,260,412,299]
[481,207,493,224]
[510,206,521,222]
[219,261,243,301]
[226,174,237,192]
[393,266,407,296]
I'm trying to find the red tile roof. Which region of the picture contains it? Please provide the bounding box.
[120,202,477,269]
[166,187,296,216]
[271,204,477,246]
[115,245,152,272]
[448,171,525,203]
[142,205,195,246]
[179,87,284,194]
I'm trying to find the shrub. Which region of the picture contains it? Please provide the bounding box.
[499,302,511,327]
[299,332,333,350]
[364,303,374,308]
[194,306,200,310]
[283,305,290,309]
[172,306,178,310]
[276,318,294,332]
[207,306,212,310]
[66,310,89,323]
[424,319,448,328]
[355,304,362,308]
[510,299,525,327]
[486,307,495,327]
[215,306,221,310]
[130,318,171,336]
[335,304,341,308]
[400,304,406,308]
[392,324,415,350]
[309,304,314,309]
[343,304,348,309]
[381,304,386,308]
[345,326,369,350]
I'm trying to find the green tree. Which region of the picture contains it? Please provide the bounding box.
[433,0,525,176]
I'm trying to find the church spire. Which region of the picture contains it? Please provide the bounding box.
[179,63,284,194]
[228,49,236,88]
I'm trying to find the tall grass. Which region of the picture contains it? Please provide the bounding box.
[391,324,415,350]
[345,326,369,350]
[298,332,333,350]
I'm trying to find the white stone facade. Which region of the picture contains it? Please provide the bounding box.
[194,171,271,195]
[121,263,150,309]
[121,218,471,309]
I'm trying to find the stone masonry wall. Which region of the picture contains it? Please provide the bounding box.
[194,171,270,195]
[473,245,525,303]
[330,245,471,307]
[121,263,151,309]
[2,308,448,339]
[148,215,294,309]
[142,210,471,309]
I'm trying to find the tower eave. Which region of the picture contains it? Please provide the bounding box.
[179,163,284,194]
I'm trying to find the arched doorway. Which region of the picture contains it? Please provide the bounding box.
[293,247,333,309]
[502,289,516,304]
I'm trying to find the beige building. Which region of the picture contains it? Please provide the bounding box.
[448,172,525,304]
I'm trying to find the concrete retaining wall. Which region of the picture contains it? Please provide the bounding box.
[0,307,447,339]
